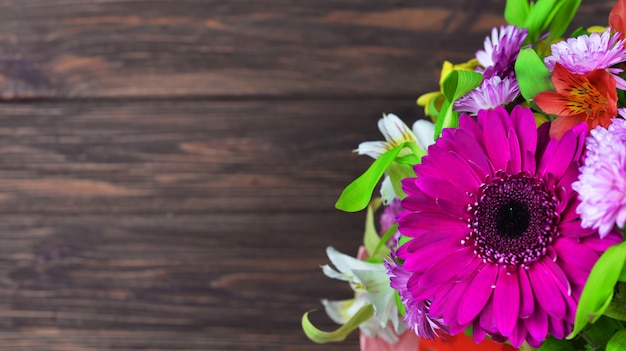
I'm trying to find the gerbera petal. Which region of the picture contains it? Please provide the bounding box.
[418,247,475,288]
[430,256,483,318]
[529,262,566,319]
[480,107,512,171]
[447,125,492,175]
[549,315,567,340]
[524,309,549,344]
[507,129,522,173]
[458,264,498,325]
[538,123,585,180]
[422,147,481,192]
[554,237,600,272]
[399,212,466,234]
[558,220,597,237]
[508,322,528,348]
[415,176,471,206]
[582,233,623,252]
[518,268,534,318]
[493,266,520,336]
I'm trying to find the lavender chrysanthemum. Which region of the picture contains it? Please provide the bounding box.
[454,76,520,116]
[394,106,622,348]
[573,119,626,237]
[385,256,448,339]
[380,199,404,247]
[544,28,626,89]
[476,25,528,79]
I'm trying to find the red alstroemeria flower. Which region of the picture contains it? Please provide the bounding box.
[611,0,626,37]
[534,62,617,139]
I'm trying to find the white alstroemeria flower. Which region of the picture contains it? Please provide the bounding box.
[320,247,404,343]
[355,114,436,204]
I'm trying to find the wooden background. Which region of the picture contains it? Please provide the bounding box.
[0,1,612,350]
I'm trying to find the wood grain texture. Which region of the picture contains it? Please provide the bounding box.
[0,99,425,350]
[0,0,615,350]
[0,0,513,99]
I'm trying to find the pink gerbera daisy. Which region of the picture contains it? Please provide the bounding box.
[393,106,622,348]
[544,28,626,89]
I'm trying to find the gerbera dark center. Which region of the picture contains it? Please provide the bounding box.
[466,171,559,267]
[496,200,529,239]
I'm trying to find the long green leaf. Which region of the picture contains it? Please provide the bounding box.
[434,70,482,138]
[582,316,625,350]
[441,70,484,102]
[523,0,558,42]
[546,0,581,42]
[363,198,382,257]
[369,223,397,261]
[387,162,415,200]
[505,0,530,27]
[302,304,374,343]
[335,145,405,212]
[536,336,577,351]
[607,330,626,351]
[434,99,451,139]
[515,48,554,102]
[570,241,626,338]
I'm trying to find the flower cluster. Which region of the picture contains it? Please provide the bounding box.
[303,1,626,350]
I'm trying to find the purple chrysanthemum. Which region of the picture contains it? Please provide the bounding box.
[476,25,528,79]
[394,106,622,348]
[544,28,626,89]
[573,119,626,237]
[385,255,448,339]
[380,198,404,247]
[454,76,520,116]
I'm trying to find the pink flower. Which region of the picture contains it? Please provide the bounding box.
[544,29,626,89]
[573,118,626,237]
[476,25,528,79]
[394,106,622,348]
[454,76,520,116]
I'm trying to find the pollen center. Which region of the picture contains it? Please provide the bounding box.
[496,200,530,239]
[466,171,559,267]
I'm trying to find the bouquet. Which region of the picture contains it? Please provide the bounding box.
[302,0,626,350]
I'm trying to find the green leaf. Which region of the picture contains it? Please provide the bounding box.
[433,70,482,138]
[387,162,415,200]
[607,330,626,351]
[603,297,626,322]
[394,154,420,167]
[434,99,451,139]
[370,223,397,260]
[426,94,444,117]
[581,316,625,350]
[536,336,577,351]
[546,0,581,42]
[515,48,554,101]
[336,144,405,212]
[569,27,588,38]
[363,198,382,257]
[505,0,530,27]
[404,142,426,162]
[394,289,405,316]
[570,241,626,338]
[397,235,411,249]
[523,0,558,42]
[302,304,374,343]
[441,70,484,102]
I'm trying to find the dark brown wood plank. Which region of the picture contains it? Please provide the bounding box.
[0,98,425,350]
[0,0,519,99]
